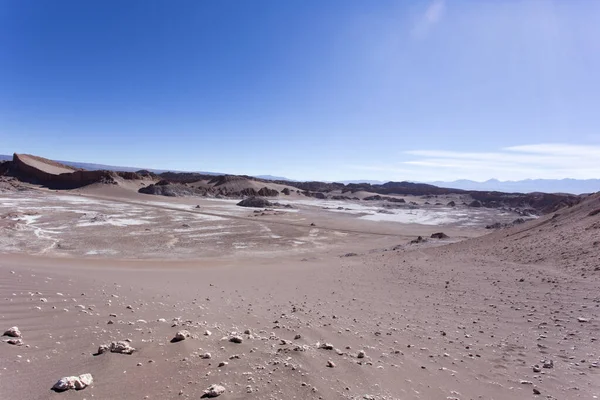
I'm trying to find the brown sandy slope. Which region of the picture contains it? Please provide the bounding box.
[0,193,598,399]
[15,154,77,175]
[444,191,600,274]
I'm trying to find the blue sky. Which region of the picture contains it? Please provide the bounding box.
[1,0,600,181]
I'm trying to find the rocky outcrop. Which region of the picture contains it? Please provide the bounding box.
[237,197,273,208]
[363,195,405,203]
[258,187,279,197]
[12,153,119,189]
[139,183,205,197]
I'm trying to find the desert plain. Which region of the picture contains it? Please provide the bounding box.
[0,154,599,400]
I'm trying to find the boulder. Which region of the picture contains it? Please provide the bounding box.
[430,232,449,239]
[468,200,482,208]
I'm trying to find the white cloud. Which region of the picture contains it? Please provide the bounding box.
[349,143,600,181]
[412,0,446,38]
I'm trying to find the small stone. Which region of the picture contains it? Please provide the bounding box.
[52,374,93,392]
[229,335,243,344]
[203,384,226,397]
[533,388,541,395]
[98,340,136,355]
[326,360,336,368]
[6,338,23,346]
[204,330,212,336]
[173,330,190,342]
[318,342,334,350]
[357,350,366,359]
[542,360,554,369]
[577,317,590,323]
[294,334,301,340]
[201,352,212,359]
[3,326,22,338]
[218,361,228,367]
[533,365,541,373]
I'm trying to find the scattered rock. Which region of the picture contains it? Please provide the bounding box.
[430,232,449,239]
[52,373,93,392]
[410,236,426,244]
[173,330,191,342]
[3,326,21,338]
[97,340,136,355]
[203,384,226,398]
[229,335,243,344]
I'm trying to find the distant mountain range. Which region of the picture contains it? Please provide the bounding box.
[1,154,597,194]
[429,179,600,195]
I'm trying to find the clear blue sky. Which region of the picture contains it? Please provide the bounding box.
[2,0,600,181]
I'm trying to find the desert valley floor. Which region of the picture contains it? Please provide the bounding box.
[1,184,599,399]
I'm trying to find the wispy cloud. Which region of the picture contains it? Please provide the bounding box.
[348,144,600,182]
[411,0,446,38]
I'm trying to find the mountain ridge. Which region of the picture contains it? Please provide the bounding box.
[1,154,596,194]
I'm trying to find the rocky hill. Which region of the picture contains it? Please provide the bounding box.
[0,153,583,214]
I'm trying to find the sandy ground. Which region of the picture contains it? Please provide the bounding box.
[1,188,598,399]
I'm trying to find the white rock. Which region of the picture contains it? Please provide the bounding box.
[3,326,21,338]
[174,330,190,342]
[201,352,212,359]
[52,373,93,391]
[204,330,212,336]
[98,340,136,355]
[203,384,225,397]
